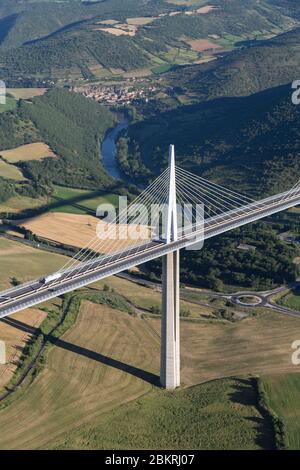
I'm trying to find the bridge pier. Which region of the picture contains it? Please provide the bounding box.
[160,250,180,389]
[160,144,180,390]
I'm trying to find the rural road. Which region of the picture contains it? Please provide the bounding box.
[120,272,300,319]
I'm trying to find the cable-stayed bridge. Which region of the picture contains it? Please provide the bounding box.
[1,145,300,389]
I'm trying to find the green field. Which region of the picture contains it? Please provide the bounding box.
[261,373,300,449]
[152,64,173,74]
[50,185,119,215]
[276,287,300,311]
[56,377,274,450]
[0,97,17,113]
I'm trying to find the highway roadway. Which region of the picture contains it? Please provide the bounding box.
[0,189,299,318]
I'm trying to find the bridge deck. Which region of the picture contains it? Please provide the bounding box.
[0,191,299,318]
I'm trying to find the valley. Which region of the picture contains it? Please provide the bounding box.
[0,0,300,453]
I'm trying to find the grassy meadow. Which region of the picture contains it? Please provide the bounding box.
[0,97,17,114]
[94,276,214,318]
[0,308,46,389]
[50,185,119,215]
[261,373,300,449]
[276,287,300,311]
[56,377,274,450]
[0,276,298,448]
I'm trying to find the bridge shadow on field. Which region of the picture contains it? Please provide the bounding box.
[5,188,118,223]
[0,316,160,387]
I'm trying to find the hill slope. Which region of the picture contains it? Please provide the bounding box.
[124,83,300,196]
[0,89,117,208]
[165,26,300,101]
[0,0,172,50]
[0,0,298,81]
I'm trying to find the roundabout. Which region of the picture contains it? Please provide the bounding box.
[231,294,265,307]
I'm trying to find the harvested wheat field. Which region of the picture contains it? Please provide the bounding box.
[0,238,68,290]
[19,212,152,254]
[127,17,156,25]
[196,5,217,14]
[0,160,26,181]
[188,39,221,52]
[0,297,298,448]
[0,142,56,163]
[95,26,136,36]
[0,302,160,449]
[0,308,46,389]
[96,19,119,25]
[7,88,47,100]
[148,309,300,386]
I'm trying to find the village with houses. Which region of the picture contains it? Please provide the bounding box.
[73,80,161,106]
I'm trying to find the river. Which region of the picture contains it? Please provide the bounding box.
[101,117,129,180]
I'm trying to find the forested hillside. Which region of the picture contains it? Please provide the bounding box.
[18,89,116,189]
[0,0,172,49]
[148,223,299,290]
[165,26,300,101]
[0,89,117,205]
[0,0,298,81]
[268,0,300,20]
[123,84,300,197]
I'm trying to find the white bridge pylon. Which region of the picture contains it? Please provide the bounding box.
[161,145,180,389]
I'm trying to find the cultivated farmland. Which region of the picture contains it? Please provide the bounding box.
[0,238,68,290]
[188,39,221,52]
[0,302,159,449]
[0,160,26,181]
[0,308,46,389]
[19,212,152,254]
[0,142,56,163]
[0,295,297,449]
[7,89,48,100]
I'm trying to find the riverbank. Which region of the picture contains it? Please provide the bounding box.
[101,117,129,180]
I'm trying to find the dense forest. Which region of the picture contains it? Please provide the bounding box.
[123,83,300,197]
[0,111,38,150]
[147,223,299,291]
[18,89,116,189]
